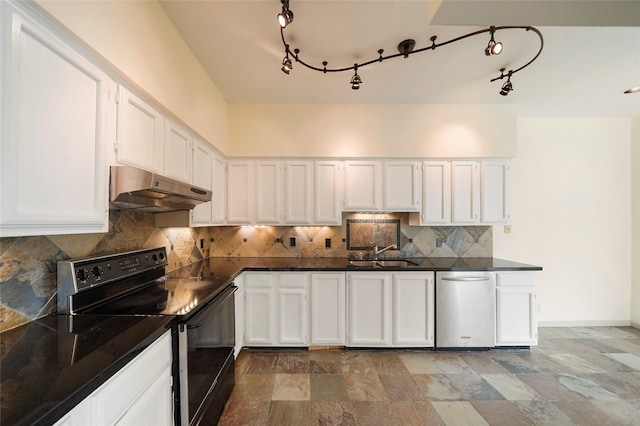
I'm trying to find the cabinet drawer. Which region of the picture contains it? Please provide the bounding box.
[496,272,536,287]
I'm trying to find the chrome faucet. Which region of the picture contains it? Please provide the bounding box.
[372,244,397,260]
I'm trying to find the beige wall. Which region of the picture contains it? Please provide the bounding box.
[228,104,517,158]
[493,118,632,325]
[36,0,228,153]
[632,116,640,327]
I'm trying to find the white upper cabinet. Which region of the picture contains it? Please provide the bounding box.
[0,1,111,237]
[190,138,214,226]
[211,152,227,224]
[255,160,283,224]
[163,119,192,183]
[343,160,382,211]
[227,160,255,224]
[115,86,164,173]
[314,161,343,225]
[451,161,480,224]
[481,160,511,224]
[414,161,451,225]
[382,161,421,212]
[284,161,313,224]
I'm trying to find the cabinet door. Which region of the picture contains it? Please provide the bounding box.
[277,288,308,345]
[343,161,381,211]
[244,273,274,345]
[310,273,346,345]
[481,160,511,224]
[421,161,451,224]
[89,331,172,426]
[276,273,308,346]
[191,139,214,226]
[255,161,282,224]
[284,161,313,224]
[244,288,274,345]
[496,272,538,346]
[391,273,434,347]
[116,86,164,173]
[382,161,421,212]
[163,119,192,183]
[211,153,226,224]
[314,161,343,225]
[115,366,173,426]
[451,161,479,224]
[0,2,110,237]
[226,160,254,224]
[347,273,390,346]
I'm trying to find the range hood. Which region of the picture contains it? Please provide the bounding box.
[110,166,212,213]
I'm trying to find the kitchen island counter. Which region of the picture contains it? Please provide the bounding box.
[0,314,174,426]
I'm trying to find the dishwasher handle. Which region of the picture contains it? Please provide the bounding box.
[440,276,490,282]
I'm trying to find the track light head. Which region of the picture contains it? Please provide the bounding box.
[485,28,503,56]
[485,40,503,56]
[277,0,294,28]
[281,56,293,74]
[350,65,362,90]
[500,78,513,96]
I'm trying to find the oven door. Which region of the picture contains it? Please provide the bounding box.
[178,285,236,426]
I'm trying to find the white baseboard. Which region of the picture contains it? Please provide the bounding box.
[631,320,640,329]
[538,320,631,327]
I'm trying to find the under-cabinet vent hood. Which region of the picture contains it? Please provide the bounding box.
[110,166,212,213]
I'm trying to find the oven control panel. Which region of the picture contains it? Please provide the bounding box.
[58,247,168,296]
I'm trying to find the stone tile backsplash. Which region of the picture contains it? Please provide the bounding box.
[0,211,491,331]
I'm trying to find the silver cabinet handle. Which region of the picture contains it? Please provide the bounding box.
[441,276,490,281]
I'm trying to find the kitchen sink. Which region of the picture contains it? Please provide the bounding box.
[348,259,419,268]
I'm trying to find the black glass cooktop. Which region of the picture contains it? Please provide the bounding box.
[82,276,231,318]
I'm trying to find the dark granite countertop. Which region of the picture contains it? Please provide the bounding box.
[1,256,538,425]
[0,314,174,426]
[171,257,542,281]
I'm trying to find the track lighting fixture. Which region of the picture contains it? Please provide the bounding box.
[276,1,543,96]
[499,71,514,96]
[277,0,294,28]
[350,65,362,90]
[485,26,503,56]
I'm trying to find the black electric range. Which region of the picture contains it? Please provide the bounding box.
[56,247,236,426]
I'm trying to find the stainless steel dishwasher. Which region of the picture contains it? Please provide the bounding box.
[435,271,496,349]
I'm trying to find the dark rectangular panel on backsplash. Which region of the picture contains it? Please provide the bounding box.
[346,219,400,250]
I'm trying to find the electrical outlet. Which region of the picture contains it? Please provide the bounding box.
[504,225,512,234]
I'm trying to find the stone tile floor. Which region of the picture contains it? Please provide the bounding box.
[218,327,640,425]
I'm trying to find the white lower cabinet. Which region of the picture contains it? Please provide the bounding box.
[234,273,245,357]
[244,272,309,346]
[347,272,434,347]
[347,273,390,346]
[244,273,275,345]
[495,271,538,346]
[54,331,173,426]
[391,272,435,346]
[310,272,346,346]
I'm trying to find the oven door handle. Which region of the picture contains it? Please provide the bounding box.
[187,285,237,329]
